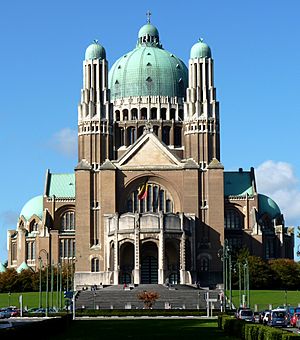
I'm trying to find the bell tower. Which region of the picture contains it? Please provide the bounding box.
[75,41,112,273]
[184,39,220,166]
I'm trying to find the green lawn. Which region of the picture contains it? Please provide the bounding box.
[53,319,238,340]
[231,290,300,310]
[0,291,63,309]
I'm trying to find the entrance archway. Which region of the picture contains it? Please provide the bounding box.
[141,241,158,284]
[119,242,134,284]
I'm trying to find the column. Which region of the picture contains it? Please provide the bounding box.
[180,233,187,284]
[113,231,119,284]
[133,216,140,284]
[158,214,164,284]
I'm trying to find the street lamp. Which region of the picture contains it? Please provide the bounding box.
[38,256,42,308]
[39,249,49,317]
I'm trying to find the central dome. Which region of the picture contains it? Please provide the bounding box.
[109,24,188,100]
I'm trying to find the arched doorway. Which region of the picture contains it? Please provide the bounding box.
[119,242,134,284]
[141,241,158,284]
[165,239,180,284]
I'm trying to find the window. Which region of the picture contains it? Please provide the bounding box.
[59,239,75,259]
[91,258,100,272]
[200,257,209,271]
[26,241,36,260]
[225,209,243,230]
[126,183,174,213]
[11,242,17,262]
[61,211,75,232]
[29,220,38,232]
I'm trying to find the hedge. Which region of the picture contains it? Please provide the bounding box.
[218,315,300,340]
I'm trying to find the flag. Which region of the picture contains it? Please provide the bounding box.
[138,182,148,200]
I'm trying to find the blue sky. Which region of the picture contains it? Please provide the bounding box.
[0,0,300,263]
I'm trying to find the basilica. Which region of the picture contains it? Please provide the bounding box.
[7,18,293,287]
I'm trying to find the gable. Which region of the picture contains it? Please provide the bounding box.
[117,133,181,168]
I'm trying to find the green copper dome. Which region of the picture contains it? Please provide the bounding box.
[109,24,188,100]
[190,39,211,59]
[20,195,43,221]
[258,194,281,219]
[85,40,106,60]
[138,23,159,40]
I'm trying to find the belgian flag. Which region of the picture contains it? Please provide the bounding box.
[138,182,148,200]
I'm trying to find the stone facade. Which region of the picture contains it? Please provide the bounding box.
[7,21,293,288]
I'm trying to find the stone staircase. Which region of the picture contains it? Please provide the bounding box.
[75,284,221,310]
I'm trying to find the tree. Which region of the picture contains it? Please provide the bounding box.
[137,290,159,309]
[269,259,300,290]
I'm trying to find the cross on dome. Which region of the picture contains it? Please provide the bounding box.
[146,10,152,23]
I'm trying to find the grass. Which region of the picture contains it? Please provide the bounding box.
[0,291,63,309]
[52,319,238,340]
[231,290,300,310]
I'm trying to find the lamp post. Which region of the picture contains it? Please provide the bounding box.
[39,249,49,316]
[38,256,42,308]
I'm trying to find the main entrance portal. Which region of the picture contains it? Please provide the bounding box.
[141,242,158,284]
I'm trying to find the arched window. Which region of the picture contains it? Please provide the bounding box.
[170,108,176,120]
[161,108,167,120]
[225,209,243,230]
[174,127,182,147]
[127,127,136,145]
[126,182,174,214]
[91,258,100,272]
[200,257,209,272]
[115,110,120,121]
[61,211,75,232]
[123,109,128,120]
[141,108,147,120]
[29,220,38,232]
[131,108,138,120]
[162,126,170,145]
[150,108,157,119]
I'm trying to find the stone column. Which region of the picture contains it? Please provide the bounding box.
[133,216,140,284]
[113,230,119,284]
[180,233,187,284]
[158,213,164,284]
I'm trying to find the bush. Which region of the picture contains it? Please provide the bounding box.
[217,315,300,340]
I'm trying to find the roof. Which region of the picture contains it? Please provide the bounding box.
[109,24,188,100]
[258,194,281,219]
[85,40,106,60]
[190,39,212,59]
[20,195,43,221]
[224,171,254,197]
[46,173,75,198]
[17,262,31,273]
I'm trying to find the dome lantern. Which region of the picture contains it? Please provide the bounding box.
[85,40,106,60]
[190,38,212,59]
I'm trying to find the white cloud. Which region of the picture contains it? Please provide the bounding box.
[50,127,77,157]
[255,160,300,226]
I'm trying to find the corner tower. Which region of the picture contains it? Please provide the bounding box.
[78,40,112,165]
[75,40,112,276]
[184,39,220,165]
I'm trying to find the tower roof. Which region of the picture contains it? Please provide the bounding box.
[20,195,43,221]
[109,23,188,100]
[258,194,281,219]
[190,39,212,59]
[85,40,106,60]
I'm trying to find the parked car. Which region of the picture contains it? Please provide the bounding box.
[267,309,288,327]
[259,310,271,324]
[290,313,300,327]
[0,309,11,319]
[263,311,271,325]
[5,307,19,317]
[236,309,254,322]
